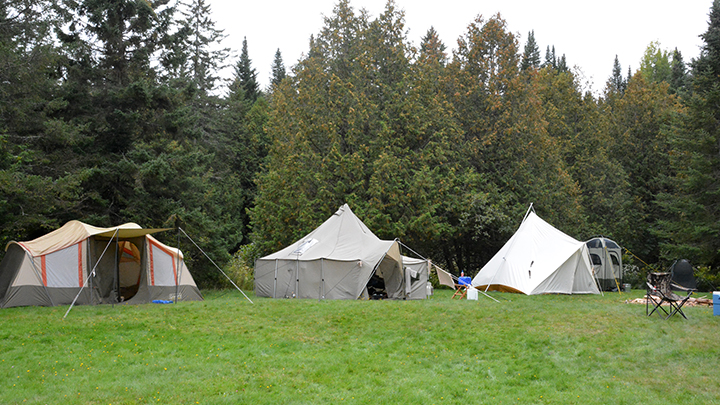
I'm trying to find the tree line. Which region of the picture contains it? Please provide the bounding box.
[2,0,720,288]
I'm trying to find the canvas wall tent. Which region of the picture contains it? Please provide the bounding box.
[0,221,203,308]
[586,237,623,291]
[471,211,600,295]
[254,204,428,300]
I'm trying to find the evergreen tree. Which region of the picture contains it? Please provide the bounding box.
[230,37,260,103]
[177,0,230,93]
[608,55,626,94]
[520,30,541,70]
[270,48,286,88]
[543,45,557,69]
[670,48,688,95]
[660,0,720,268]
[557,54,568,73]
[420,26,447,65]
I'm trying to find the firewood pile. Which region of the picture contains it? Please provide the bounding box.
[626,295,713,307]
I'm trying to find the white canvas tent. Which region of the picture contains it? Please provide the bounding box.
[471,210,600,295]
[254,204,428,300]
[0,221,203,308]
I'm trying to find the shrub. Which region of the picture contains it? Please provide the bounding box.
[225,244,261,290]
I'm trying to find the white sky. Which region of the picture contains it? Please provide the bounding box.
[210,0,711,93]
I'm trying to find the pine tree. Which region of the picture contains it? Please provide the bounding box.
[520,30,541,70]
[270,48,286,88]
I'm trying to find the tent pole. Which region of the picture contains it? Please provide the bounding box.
[522,202,534,222]
[320,258,325,300]
[273,259,278,299]
[64,229,118,319]
[114,233,119,306]
[295,257,299,299]
[178,227,253,304]
[175,226,180,304]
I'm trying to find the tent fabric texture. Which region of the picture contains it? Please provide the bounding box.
[0,221,203,308]
[471,211,600,295]
[254,204,429,300]
[586,237,623,291]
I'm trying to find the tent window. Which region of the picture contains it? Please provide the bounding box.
[292,239,318,255]
[590,254,602,265]
[610,254,620,266]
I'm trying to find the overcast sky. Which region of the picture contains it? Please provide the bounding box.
[210,0,711,93]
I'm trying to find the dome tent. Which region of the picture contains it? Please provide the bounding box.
[0,221,202,308]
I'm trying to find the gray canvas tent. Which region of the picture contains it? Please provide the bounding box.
[0,221,203,308]
[254,204,428,300]
[586,237,623,291]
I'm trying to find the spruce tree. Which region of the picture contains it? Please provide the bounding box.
[230,37,260,103]
[177,0,230,93]
[609,55,626,94]
[521,30,541,70]
[270,48,286,88]
[670,48,688,95]
[660,0,720,268]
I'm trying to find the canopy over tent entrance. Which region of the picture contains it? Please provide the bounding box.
[0,221,203,308]
[471,209,600,295]
[255,204,429,300]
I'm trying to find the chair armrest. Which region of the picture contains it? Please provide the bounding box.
[670,282,696,292]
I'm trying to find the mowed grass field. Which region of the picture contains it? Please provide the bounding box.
[1,289,718,404]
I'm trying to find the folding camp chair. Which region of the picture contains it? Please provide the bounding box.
[451,276,472,299]
[646,272,695,319]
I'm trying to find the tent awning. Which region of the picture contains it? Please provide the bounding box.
[9,221,172,257]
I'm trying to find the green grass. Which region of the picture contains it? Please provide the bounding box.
[1,289,718,404]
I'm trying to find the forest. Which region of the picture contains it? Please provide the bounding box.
[2,0,720,289]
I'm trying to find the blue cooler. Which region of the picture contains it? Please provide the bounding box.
[714,292,720,316]
[458,276,472,286]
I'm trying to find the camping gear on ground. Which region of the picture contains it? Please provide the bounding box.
[471,208,600,295]
[714,292,720,316]
[586,237,623,291]
[0,221,203,308]
[466,286,478,300]
[254,204,427,300]
[670,259,697,290]
[645,272,695,319]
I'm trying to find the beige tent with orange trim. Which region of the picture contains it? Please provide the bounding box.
[0,221,202,308]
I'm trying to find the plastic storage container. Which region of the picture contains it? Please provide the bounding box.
[713,292,720,316]
[467,287,478,300]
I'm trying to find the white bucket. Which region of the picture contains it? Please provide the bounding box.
[467,287,478,300]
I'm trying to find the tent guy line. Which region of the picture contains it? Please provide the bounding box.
[178,227,254,304]
[63,228,119,319]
